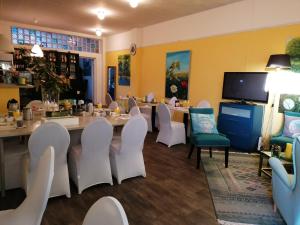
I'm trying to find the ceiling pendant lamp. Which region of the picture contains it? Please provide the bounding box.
[31,44,44,57]
[95,29,102,37]
[266,54,291,71]
[129,0,139,8]
[97,10,106,20]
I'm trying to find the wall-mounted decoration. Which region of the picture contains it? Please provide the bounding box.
[286,37,300,73]
[279,94,300,113]
[165,50,191,100]
[118,54,130,86]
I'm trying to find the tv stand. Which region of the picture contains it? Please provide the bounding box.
[217,102,263,152]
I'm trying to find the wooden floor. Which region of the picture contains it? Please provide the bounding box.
[0,132,217,225]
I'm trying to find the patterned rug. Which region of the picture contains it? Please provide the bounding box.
[201,151,286,225]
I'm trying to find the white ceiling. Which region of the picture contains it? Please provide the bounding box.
[0,0,243,36]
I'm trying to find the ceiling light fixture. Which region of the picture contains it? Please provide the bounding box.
[129,0,139,8]
[97,10,106,20]
[95,29,102,37]
[30,44,44,57]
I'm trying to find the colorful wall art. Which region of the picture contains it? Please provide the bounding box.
[118,54,130,86]
[165,50,191,100]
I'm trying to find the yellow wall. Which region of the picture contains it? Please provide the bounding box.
[0,87,20,114]
[106,23,300,137]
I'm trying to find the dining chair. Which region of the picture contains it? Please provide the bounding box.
[168,97,177,107]
[156,103,186,147]
[106,93,113,106]
[82,196,129,225]
[197,100,211,108]
[129,106,141,116]
[68,118,114,194]
[109,101,119,111]
[26,122,71,198]
[110,115,148,184]
[188,107,230,168]
[0,146,54,225]
[269,136,300,225]
[128,97,152,131]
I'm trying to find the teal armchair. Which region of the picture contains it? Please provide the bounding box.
[269,136,300,225]
[188,108,230,168]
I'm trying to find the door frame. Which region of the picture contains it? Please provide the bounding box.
[107,66,116,100]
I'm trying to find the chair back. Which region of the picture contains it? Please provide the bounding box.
[129,106,140,116]
[157,103,171,128]
[109,101,118,110]
[13,146,54,225]
[168,97,177,107]
[197,100,211,108]
[106,93,113,106]
[128,97,137,111]
[28,122,70,172]
[292,136,300,189]
[81,118,113,158]
[121,115,147,152]
[189,107,215,135]
[82,196,129,225]
[147,92,154,103]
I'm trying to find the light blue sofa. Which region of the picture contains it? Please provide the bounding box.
[269,136,300,225]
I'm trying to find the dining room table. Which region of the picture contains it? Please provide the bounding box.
[0,114,130,197]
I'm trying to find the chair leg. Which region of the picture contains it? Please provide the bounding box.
[209,147,212,158]
[225,147,229,168]
[273,203,277,213]
[197,147,202,169]
[188,144,194,159]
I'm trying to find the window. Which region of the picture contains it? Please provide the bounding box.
[11,26,99,53]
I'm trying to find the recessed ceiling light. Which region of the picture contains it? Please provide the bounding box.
[97,9,106,20]
[95,29,102,37]
[129,0,139,8]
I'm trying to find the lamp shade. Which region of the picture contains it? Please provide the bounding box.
[0,34,14,53]
[266,54,291,70]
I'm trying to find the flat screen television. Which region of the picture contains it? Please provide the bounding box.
[222,72,269,103]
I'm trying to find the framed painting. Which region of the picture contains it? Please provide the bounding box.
[165,50,191,100]
[118,54,130,86]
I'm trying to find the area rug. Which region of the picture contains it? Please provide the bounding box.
[201,151,286,225]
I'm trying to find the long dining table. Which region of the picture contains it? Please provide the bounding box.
[0,115,129,197]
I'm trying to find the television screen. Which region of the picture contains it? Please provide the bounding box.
[222,72,269,103]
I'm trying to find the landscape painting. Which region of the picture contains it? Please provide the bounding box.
[165,50,191,100]
[118,54,130,86]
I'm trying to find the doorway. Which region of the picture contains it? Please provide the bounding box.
[107,66,116,100]
[79,57,94,102]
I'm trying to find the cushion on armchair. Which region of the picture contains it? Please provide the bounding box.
[283,111,300,138]
[190,113,218,134]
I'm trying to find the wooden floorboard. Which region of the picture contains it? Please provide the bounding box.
[0,132,217,225]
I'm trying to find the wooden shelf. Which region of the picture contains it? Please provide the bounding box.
[0,83,34,89]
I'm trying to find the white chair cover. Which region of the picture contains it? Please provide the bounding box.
[27,122,71,198]
[0,146,54,225]
[197,100,211,108]
[128,97,137,112]
[109,101,119,111]
[106,93,113,106]
[168,97,177,107]
[146,92,154,103]
[26,100,43,110]
[110,115,148,184]
[129,106,141,116]
[82,196,129,225]
[156,103,186,147]
[68,118,114,194]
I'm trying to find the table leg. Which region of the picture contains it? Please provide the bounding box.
[151,105,157,131]
[183,113,189,142]
[0,138,5,197]
[258,151,263,176]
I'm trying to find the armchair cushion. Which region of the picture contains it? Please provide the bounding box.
[191,133,230,147]
[190,113,218,134]
[269,157,292,190]
[283,111,300,138]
